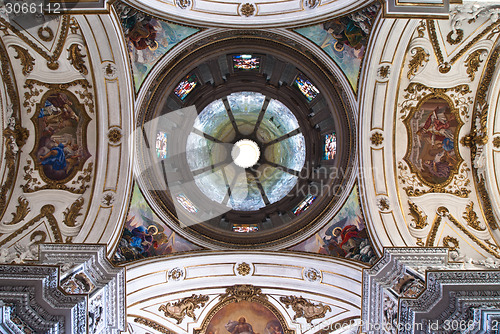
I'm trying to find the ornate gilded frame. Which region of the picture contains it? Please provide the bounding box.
[194,285,294,334]
[29,88,91,186]
[402,93,464,189]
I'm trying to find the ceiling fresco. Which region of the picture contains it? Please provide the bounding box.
[2,1,500,333]
[293,3,380,92]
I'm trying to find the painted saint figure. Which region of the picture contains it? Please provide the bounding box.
[225,317,255,334]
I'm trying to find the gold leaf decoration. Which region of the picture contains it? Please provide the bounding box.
[280,296,331,323]
[5,197,30,225]
[464,49,486,81]
[237,262,251,276]
[407,47,429,79]
[408,201,428,229]
[67,44,88,75]
[240,3,255,16]
[158,294,209,324]
[219,285,267,302]
[463,202,485,231]
[63,198,84,227]
[370,132,384,146]
[134,318,175,334]
[10,45,35,76]
[443,236,459,251]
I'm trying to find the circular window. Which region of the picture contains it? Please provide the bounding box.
[186,92,306,211]
[135,33,355,248]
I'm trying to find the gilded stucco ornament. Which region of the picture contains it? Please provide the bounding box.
[107,127,122,144]
[370,131,383,146]
[407,47,429,79]
[220,285,267,302]
[464,49,487,81]
[67,44,88,75]
[134,318,174,334]
[408,201,427,229]
[280,295,331,323]
[442,236,459,251]
[240,3,255,17]
[10,45,35,76]
[168,267,185,281]
[158,294,209,324]
[462,202,486,231]
[377,65,390,79]
[236,262,251,276]
[303,268,321,282]
[175,0,191,9]
[377,196,390,212]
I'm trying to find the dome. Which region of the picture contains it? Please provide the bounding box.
[135,31,356,248]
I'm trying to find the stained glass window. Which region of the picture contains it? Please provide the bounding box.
[294,73,319,101]
[156,131,168,159]
[323,133,336,160]
[176,193,198,213]
[174,73,197,100]
[292,194,316,215]
[233,55,260,70]
[233,224,259,232]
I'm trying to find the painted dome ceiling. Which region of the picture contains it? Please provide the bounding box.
[135,33,356,248]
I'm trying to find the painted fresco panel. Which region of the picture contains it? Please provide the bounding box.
[113,183,201,264]
[403,96,463,186]
[205,301,284,334]
[289,184,377,264]
[33,91,91,182]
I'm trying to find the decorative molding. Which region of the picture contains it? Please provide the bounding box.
[167,267,185,281]
[108,127,122,144]
[442,235,459,251]
[158,294,209,324]
[134,317,175,334]
[303,268,321,282]
[3,196,30,225]
[0,15,70,70]
[280,295,331,323]
[377,65,390,79]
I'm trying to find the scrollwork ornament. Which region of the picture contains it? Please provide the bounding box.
[280,296,331,323]
[464,49,487,81]
[219,285,267,302]
[158,294,209,324]
[68,44,88,75]
[10,45,35,76]
[62,197,84,227]
[408,201,427,229]
[442,236,459,251]
[407,47,429,79]
[463,202,486,231]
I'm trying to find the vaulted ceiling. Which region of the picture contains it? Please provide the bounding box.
[1,0,500,333]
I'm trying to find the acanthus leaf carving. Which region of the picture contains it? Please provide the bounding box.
[9,45,35,76]
[408,201,428,229]
[67,44,88,75]
[463,202,486,231]
[62,197,84,227]
[407,47,429,79]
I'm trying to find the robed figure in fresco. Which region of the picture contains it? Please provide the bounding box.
[226,317,255,334]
